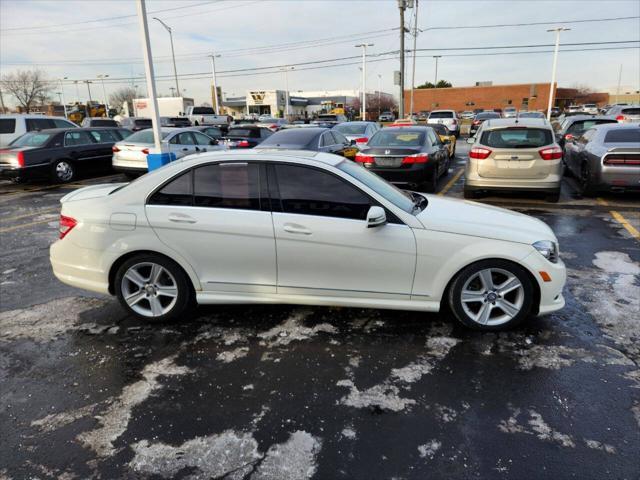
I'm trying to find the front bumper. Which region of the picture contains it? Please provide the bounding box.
[521,250,567,316]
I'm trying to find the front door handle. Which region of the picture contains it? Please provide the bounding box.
[283,224,312,235]
[168,213,197,224]
[182,148,189,152]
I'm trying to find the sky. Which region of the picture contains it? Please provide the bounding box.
[0,0,639,107]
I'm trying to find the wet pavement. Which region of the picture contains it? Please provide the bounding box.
[1,142,639,479]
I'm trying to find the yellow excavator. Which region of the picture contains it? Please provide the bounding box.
[321,100,345,116]
[67,103,107,125]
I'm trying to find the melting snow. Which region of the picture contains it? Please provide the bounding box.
[417,440,441,459]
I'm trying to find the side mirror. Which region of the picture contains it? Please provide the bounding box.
[209,139,218,145]
[350,139,356,145]
[466,137,475,144]
[366,206,386,228]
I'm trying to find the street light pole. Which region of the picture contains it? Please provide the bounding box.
[209,53,221,115]
[97,74,109,116]
[546,27,570,121]
[433,55,441,87]
[280,66,294,119]
[355,43,373,120]
[378,74,382,118]
[73,80,80,104]
[409,0,419,117]
[398,0,407,119]
[153,17,180,97]
[59,77,68,119]
[84,80,93,116]
[138,0,163,153]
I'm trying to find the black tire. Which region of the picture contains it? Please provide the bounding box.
[448,259,534,331]
[10,177,26,184]
[124,172,139,180]
[545,190,561,203]
[114,254,194,322]
[579,162,596,197]
[50,159,75,183]
[463,187,479,199]
[422,167,438,193]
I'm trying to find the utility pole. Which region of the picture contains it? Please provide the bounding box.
[59,77,68,119]
[73,80,80,104]
[138,0,164,154]
[209,53,221,115]
[97,74,109,116]
[433,55,441,86]
[280,66,294,119]
[398,0,407,118]
[409,0,418,117]
[616,63,623,101]
[355,43,373,120]
[153,17,180,97]
[84,80,93,116]
[546,27,570,121]
[378,74,382,118]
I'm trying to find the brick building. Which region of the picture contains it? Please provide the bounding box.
[405,82,613,113]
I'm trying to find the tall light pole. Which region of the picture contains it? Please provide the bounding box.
[398,0,407,118]
[209,53,221,115]
[546,27,570,120]
[433,55,441,87]
[84,80,93,116]
[97,74,109,116]
[153,17,180,97]
[378,74,382,118]
[59,77,68,118]
[355,43,373,120]
[73,80,80,104]
[409,0,419,117]
[280,66,294,119]
[616,63,623,101]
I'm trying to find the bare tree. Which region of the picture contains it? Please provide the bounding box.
[0,69,51,113]
[109,87,137,114]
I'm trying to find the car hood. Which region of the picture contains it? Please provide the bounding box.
[416,195,557,245]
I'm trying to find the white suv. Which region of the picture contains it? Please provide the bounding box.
[427,110,459,137]
[0,114,77,147]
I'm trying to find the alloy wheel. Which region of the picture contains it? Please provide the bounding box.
[120,262,178,318]
[55,161,74,182]
[460,267,524,326]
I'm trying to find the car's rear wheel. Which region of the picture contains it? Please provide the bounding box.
[422,167,438,193]
[545,190,561,203]
[580,162,596,196]
[115,254,194,322]
[448,259,534,330]
[463,187,479,199]
[51,159,75,183]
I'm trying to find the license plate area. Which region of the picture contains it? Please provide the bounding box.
[374,157,404,167]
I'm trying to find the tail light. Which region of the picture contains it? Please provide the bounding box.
[472,120,480,125]
[604,154,640,166]
[402,153,428,164]
[237,140,250,148]
[141,148,149,155]
[16,151,25,167]
[112,146,120,153]
[469,147,492,159]
[563,134,573,141]
[59,215,77,239]
[616,115,625,122]
[355,137,369,144]
[269,124,279,130]
[355,153,373,163]
[538,146,563,160]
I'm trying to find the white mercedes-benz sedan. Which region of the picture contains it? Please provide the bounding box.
[50,150,566,330]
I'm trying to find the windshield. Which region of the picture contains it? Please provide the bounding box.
[334,123,367,135]
[338,160,416,214]
[367,130,425,147]
[124,130,170,143]
[481,128,553,148]
[10,132,54,147]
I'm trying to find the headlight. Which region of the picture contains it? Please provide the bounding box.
[532,240,558,263]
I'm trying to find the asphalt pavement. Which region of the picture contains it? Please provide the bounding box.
[0,142,639,479]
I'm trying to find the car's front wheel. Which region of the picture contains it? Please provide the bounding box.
[448,259,534,330]
[115,254,194,322]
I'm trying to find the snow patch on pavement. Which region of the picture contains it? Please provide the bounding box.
[217,346,250,363]
[498,407,575,448]
[31,403,99,433]
[417,440,441,459]
[0,297,108,343]
[584,439,616,454]
[391,335,460,383]
[77,356,191,457]
[258,310,336,347]
[252,430,322,480]
[336,379,415,412]
[340,427,357,440]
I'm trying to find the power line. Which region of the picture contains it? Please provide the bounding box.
[420,15,640,32]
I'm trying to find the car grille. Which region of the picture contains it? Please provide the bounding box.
[373,156,404,167]
[603,154,640,166]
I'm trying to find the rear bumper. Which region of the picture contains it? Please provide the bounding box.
[592,164,640,191]
[0,163,49,180]
[50,239,110,295]
[465,164,562,192]
[112,156,148,173]
[364,163,434,185]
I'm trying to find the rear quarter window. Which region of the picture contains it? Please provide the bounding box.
[480,128,553,148]
[0,119,16,134]
[604,129,640,143]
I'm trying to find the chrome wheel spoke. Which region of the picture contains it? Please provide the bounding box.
[461,290,485,303]
[156,286,177,298]
[475,303,493,324]
[149,296,164,316]
[149,264,163,284]
[125,290,146,307]
[497,275,521,296]
[496,298,520,318]
[478,269,494,290]
[125,269,146,287]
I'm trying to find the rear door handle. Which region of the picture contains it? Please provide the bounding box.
[283,224,312,235]
[168,213,197,224]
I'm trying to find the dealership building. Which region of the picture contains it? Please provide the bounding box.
[404,82,610,113]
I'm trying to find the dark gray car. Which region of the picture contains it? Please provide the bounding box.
[554,115,618,150]
[564,123,640,195]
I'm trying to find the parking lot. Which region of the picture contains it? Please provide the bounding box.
[0,140,639,479]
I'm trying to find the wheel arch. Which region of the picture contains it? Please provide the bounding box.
[439,257,541,315]
[108,249,198,297]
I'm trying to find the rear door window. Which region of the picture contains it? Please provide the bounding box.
[89,130,118,143]
[53,119,75,128]
[170,132,195,145]
[193,132,212,145]
[148,170,193,206]
[480,128,553,148]
[64,130,95,146]
[193,163,261,210]
[0,119,15,134]
[621,108,640,116]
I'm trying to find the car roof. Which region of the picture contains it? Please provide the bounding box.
[336,121,375,125]
[0,114,72,120]
[482,118,550,129]
[565,115,616,122]
[177,149,342,167]
[381,126,430,132]
[591,122,640,131]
